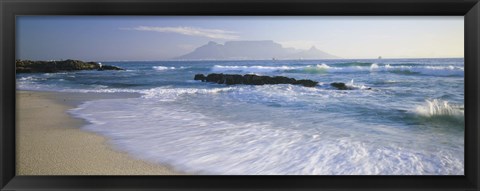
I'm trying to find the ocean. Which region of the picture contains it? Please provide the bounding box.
[16,58,465,175]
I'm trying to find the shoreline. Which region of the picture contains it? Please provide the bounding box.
[16,90,184,175]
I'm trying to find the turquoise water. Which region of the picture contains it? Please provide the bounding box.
[17,58,464,175]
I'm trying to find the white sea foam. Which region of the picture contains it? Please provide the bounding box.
[302,64,336,73]
[69,96,464,175]
[388,65,464,76]
[141,87,235,100]
[153,66,176,70]
[210,64,464,76]
[345,79,370,90]
[18,76,38,81]
[16,79,143,93]
[315,63,331,69]
[212,65,300,73]
[415,99,464,118]
[16,81,57,91]
[345,64,464,76]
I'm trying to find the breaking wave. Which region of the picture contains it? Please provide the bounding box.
[153,66,176,70]
[69,95,464,175]
[211,63,464,76]
[141,87,235,100]
[212,65,299,73]
[414,99,464,125]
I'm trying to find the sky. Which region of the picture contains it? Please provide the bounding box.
[16,16,464,61]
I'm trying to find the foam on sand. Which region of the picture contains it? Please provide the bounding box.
[16,91,183,175]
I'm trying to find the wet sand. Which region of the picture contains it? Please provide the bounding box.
[16,90,184,175]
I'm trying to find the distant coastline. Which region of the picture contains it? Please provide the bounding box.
[175,40,339,60]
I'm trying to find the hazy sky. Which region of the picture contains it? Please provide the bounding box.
[16,16,463,61]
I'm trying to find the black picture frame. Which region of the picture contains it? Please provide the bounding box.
[1,0,479,190]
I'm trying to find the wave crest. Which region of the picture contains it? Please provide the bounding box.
[212,65,298,73]
[415,99,464,119]
[302,64,331,74]
[211,63,463,77]
[153,66,176,70]
[141,87,235,100]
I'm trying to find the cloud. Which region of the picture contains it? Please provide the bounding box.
[122,26,240,40]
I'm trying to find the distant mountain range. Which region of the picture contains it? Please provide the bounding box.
[175,40,339,60]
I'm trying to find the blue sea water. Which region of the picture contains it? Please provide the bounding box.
[17,58,464,175]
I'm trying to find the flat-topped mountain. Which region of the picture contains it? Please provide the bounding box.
[176,40,339,60]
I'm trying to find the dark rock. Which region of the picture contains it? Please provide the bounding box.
[224,74,244,85]
[16,67,32,73]
[15,59,124,73]
[196,73,319,88]
[331,82,351,90]
[244,74,266,85]
[98,65,123,71]
[272,76,297,84]
[294,79,319,87]
[206,73,225,83]
[194,74,206,81]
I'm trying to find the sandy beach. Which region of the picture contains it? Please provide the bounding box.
[16,90,183,175]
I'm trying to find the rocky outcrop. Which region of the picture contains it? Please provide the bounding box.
[97,65,124,71]
[194,74,207,81]
[330,82,351,90]
[16,59,123,73]
[194,73,318,87]
[329,82,371,90]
